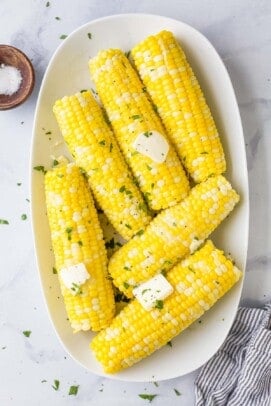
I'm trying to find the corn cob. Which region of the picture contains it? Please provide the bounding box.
[131,30,226,183]
[45,162,115,332]
[53,91,151,240]
[91,240,242,373]
[108,175,239,298]
[89,49,190,211]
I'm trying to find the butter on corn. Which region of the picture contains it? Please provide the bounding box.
[53,91,151,240]
[131,30,226,183]
[91,240,242,373]
[89,49,190,211]
[108,175,239,298]
[45,163,115,332]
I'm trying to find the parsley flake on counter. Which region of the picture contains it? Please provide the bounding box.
[55,16,61,20]
[69,385,79,395]
[33,165,47,174]
[60,34,68,40]
[87,33,92,39]
[46,1,50,6]
[17,182,22,186]
[0,219,9,225]
[21,214,27,221]
[52,379,60,391]
[174,388,181,396]
[138,394,157,402]
[41,379,47,383]
[23,330,31,337]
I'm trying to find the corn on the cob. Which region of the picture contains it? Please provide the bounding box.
[53,91,151,240]
[91,240,242,373]
[108,175,239,298]
[89,49,190,211]
[131,30,226,183]
[45,163,115,332]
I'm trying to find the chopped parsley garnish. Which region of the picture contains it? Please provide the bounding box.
[174,388,181,396]
[78,240,83,246]
[164,260,172,265]
[144,131,152,137]
[138,394,157,402]
[87,32,92,39]
[65,227,73,240]
[153,104,158,113]
[102,110,111,125]
[167,341,172,347]
[115,291,130,303]
[124,266,131,271]
[155,300,164,310]
[33,165,47,174]
[71,283,82,295]
[52,267,57,274]
[109,142,113,152]
[17,182,22,186]
[105,238,115,249]
[23,330,31,337]
[125,223,132,230]
[131,115,141,120]
[99,140,106,146]
[21,214,27,221]
[0,219,9,225]
[201,151,208,154]
[69,385,79,395]
[119,185,126,193]
[146,164,152,171]
[142,288,151,295]
[123,282,130,289]
[55,16,61,20]
[136,229,144,236]
[52,380,60,391]
[60,34,68,40]
[125,50,131,58]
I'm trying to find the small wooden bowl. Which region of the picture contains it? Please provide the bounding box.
[0,45,35,110]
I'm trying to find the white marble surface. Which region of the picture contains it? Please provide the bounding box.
[0,0,270,404]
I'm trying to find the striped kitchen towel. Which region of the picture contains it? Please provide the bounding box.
[195,303,271,406]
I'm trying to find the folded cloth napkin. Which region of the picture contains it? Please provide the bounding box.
[195,303,271,406]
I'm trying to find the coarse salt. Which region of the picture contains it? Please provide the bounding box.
[0,63,22,96]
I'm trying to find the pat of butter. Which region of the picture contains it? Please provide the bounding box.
[133,274,174,311]
[132,131,169,163]
[60,263,90,294]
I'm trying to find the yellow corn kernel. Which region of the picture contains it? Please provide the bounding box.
[108,175,239,298]
[45,163,115,332]
[53,91,151,240]
[131,30,226,182]
[89,49,190,211]
[91,240,242,373]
